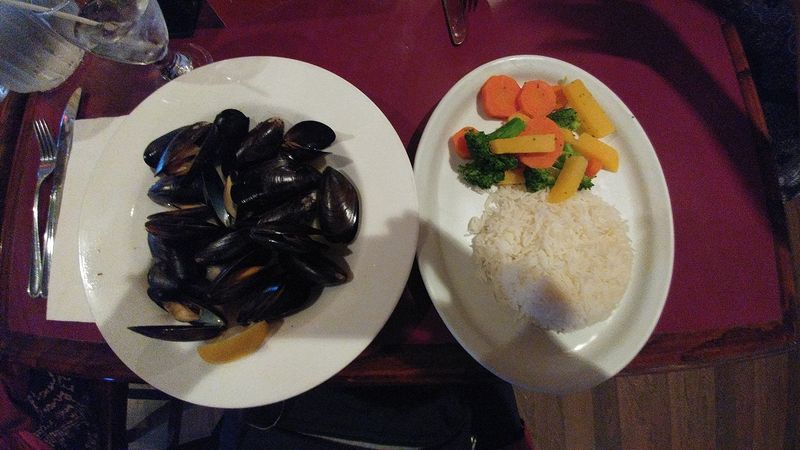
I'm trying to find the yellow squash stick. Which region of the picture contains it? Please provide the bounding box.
[548,155,588,203]
[489,134,555,154]
[571,133,619,172]
[562,80,615,138]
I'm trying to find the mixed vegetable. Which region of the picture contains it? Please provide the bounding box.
[451,75,620,203]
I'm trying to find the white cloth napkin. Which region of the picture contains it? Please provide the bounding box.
[46,116,125,322]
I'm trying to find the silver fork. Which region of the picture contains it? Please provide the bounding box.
[27,120,57,298]
[461,0,477,12]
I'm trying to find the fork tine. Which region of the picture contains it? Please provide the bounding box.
[41,121,56,159]
[33,120,55,160]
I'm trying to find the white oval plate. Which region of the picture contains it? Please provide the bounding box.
[414,55,673,394]
[79,57,419,408]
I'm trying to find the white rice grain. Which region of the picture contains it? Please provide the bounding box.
[470,187,633,332]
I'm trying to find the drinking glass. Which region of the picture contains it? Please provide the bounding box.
[43,0,210,79]
[0,0,85,99]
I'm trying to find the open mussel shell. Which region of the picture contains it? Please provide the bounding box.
[232,161,321,221]
[236,279,323,324]
[253,190,318,226]
[128,325,224,342]
[250,223,327,254]
[128,301,226,342]
[283,120,335,150]
[194,228,253,265]
[282,120,335,162]
[155,121,211,177]
[145,207,226,241]
[319,167,360,244]
[144,125,188,169]
[148,175,204,207]
[283,251,349,286]
[235,117,284,165]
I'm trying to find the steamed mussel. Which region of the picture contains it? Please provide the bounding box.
[133,109,360,350]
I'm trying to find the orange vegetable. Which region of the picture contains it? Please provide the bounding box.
[479,75,521,119]
[450,126,476,159]
[516,116,564,168]
[585,157,603,177]
[516,80,557,118]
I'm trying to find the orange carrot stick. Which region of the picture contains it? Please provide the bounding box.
[516,80,557,118]
[585,157,603,177]
[450,126,476,159]
[479,75,521,119]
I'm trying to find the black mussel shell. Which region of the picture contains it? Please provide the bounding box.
[250,223,327,254]
[282,251,349,286]
[232,163,321,220]
[155,121,211,177]
[145,207,225,241]
[237,279,323,324]
[254,190,318,226]
[194,228,253,265]
[319,167,360,243]
[208,264,271,305]
[144,126,187,169]
[148,262,182,293]
[200,165,234,228]
[283,120,335,151]
[128,325,224,342]
[235,117,284,165]
[214,109,250,141]
[147,175,204,207]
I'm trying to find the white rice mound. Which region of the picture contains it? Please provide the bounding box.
[468,187,633,332]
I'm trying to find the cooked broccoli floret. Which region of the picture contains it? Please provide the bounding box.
[458,161,506,188]
[547,108,580,132]
[523,168,556,192]
[464,131,518,171]
[457,122,522,189]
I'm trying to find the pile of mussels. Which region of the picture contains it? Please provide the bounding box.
[129,109,359,342]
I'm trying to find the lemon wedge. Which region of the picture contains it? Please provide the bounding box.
[197,321,268,364]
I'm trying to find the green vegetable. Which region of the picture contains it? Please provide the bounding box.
[523,168,556,192]
[486,117,525,140]
[547,108,580,132]
[458,161,506,188]
[457,121,522,189]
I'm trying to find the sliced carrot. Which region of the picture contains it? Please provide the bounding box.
[585,157,603,177]
[517,116,565,169]
[450,126,476,159]
[553,84,568,109]
[517,149,562,169]
[479,75,521,119]
[516,80,557,118]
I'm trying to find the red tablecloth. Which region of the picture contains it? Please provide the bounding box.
[2,0,782,353]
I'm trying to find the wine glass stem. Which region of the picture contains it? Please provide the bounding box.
[158,50,193,80]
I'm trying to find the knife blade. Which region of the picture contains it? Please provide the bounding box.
[442,0,466,46]
[40,87,81,298]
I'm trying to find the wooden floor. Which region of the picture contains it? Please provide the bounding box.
[513,345,800,449]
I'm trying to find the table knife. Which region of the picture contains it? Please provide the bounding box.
[442,0,466,45]
[40,87,81,298]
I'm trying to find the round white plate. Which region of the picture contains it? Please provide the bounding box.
[414,55,673,394]
[79,56,419,408]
